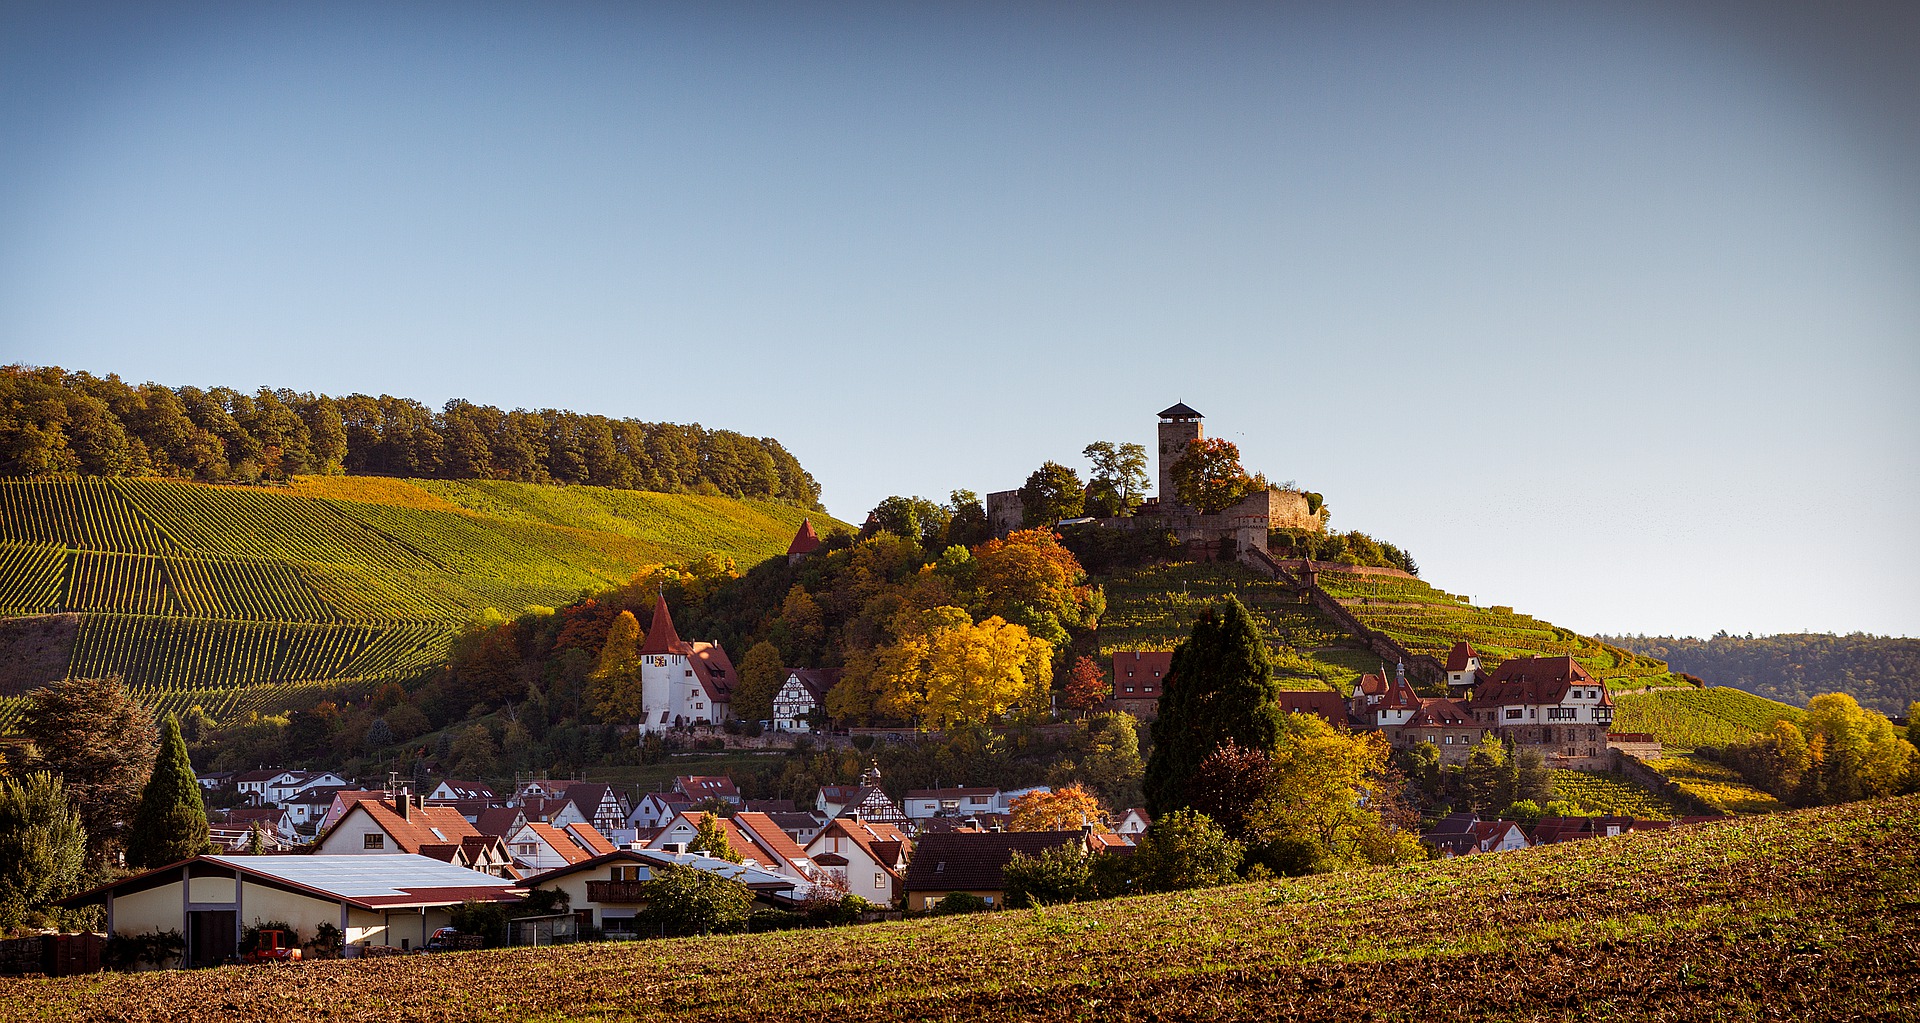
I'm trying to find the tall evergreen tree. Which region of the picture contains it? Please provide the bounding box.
[1143,596,1281,818]
[125,713,212,870]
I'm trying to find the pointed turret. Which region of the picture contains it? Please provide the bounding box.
[786,518,822,564]
[639,592,684,655]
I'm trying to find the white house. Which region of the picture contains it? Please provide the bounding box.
[804,817,909,906]
[264,771,347,807]
[771,669,838,732]
[506,820,619,873]
[558,783,630,836]
[1444,640,1484,693]
[232,769,298,805]
[903,787,999,820]
[637,594,737,732]
[1350,662,1421,728]
[428,780,498,803]
[1467,655,1616,763]
[1115,808,1150,836]
[647,811,817,882]
[628,791,693,830]
[314,792,514,877]
[522,849,805,937]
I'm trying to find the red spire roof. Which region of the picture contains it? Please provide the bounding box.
[1445,641,1480,672]
[786,518,822,558]
[639,592,684,655]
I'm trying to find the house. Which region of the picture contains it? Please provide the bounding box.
[1444,641,1484,693]
[1108,651,1173,719]
[427,780,498,803]
[1395,697,1485,762]
[1115,808,1150,836]
[210,805,298,846]
[673,775,742,806]
[475,806,529,840]
[816,785,862,818]
[514,795,591,830]
[194,770,234,792]
[522,849,806,937]
[742,798,798,813]
[648,811,817,881]
[1349,662,1422,729]
[207,820,295,854]
[764,811,829,845]
[1421,813,1531,857]
[637,594,736,731]
[506,820,620,873]
[232,769,296,804]
[900,831,1086,911]
[804,817,910,906]
[786,519,823,566]
[1275,690,1353,730]
[560,783,631,836]
[58,854,521,966]
[903,787,999,820]
[510,779,575,805]
[315,791,515,877]
[319,790,393,833]
[1467,655,1615,765]
[261,771,347,807]
[282,787,345,834]
[628,791,694,830]
[772,669,840,732]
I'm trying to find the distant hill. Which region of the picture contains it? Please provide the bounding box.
[1603,632,1920,716]
[0,476,848,730]
[10,796,1913,1021]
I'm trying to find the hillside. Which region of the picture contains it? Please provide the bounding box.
[1604,632,1920,717]
[5,796,1913,1021]
[0,477,846,729]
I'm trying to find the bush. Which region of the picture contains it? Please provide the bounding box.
[104,929,183,970]
[929,892,989,916]
[1002,844,1092,908]
[1130,809,1243,892]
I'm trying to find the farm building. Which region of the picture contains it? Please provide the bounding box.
[58,854,522,967]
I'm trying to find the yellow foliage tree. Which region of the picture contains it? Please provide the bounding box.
[862,607,1052,729]
[587,610,644,723]
[1802,692,1916,801]
[1255,712,1423,868]
[1008,783,1109,832]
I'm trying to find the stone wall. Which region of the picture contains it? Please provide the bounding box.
[985,490,1024,539]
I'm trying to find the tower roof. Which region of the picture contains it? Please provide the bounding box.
[786,518,822,558]
[639,592,684,655]
[1157,401,1203,420]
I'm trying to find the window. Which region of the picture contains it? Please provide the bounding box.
[1443,735,1453,745]
[875,873,885,889]
[1505,708,1522,720]
[1125,686,1135,693]
[363,833,385,850]
[1548,708,1575,721]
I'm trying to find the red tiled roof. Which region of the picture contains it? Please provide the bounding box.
[1445,641,1479,672]
[782,668,840,702]
[1471,656,1603,709]
[787,519,822,557]
[1110,651,1173,682]
[1355,673,1389,697]
[1405,697,1473,728]
[686,641,736,704]
[675,776,740,801]
[1382,672,1421,711]
[522,822,595,865]
[812,818,911,879]
[342,800,483,855]
[732,811,813,870]
[1276,690,1350,728]
[639,592,684,655]
[565,822,618,856]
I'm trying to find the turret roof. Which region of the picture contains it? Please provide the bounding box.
[1157,401,1203,419]
[639,592,684,655]
[786,518,823,557]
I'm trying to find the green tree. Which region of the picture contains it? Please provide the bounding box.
[1129,809,1243,892]
[1082,441,1149,517]
[20,676,156,863]
[1463,735,1517,814]
[689,814,742,862]
[640,863,752,935]
[587,610,643,723]
[1002,844,1093,908]
[944,490,992,548]
[0,772,87,930]
[125,713,212,870]
[1144,596,1281,817]
[1018,461,1085,527]
[1514,747,1554,806]
[731,641,786,725]
[1168,437,1257,514]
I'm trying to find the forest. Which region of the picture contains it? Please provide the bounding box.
[0,365,820,506]
[1604,632,1920,717]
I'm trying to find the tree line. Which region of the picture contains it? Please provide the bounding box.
[0,364,820,505]
[1601,632,1920,717]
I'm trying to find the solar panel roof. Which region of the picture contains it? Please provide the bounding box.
[206,854,516,899]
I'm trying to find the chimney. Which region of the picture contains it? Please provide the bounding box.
[394,788,411,820]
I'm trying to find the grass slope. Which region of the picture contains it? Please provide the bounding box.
[6,796,1915,1022]
[1612,687,1805,752]
[0,477,844,727]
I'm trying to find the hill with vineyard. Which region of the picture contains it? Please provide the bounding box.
[0,476,847,731]
[4,795,1912,1022]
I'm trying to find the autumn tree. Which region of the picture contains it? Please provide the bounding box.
[1063,656,1110,716]
[689,814,742,863]
[1018,461,1085,527]
[971,528,1104,646]
[864,607,1053,729]
[732,641,786,725]
[1008,784,1109,832]
[1168,438,1258,514]
[769,585,826,664]
[1082,441,1149,517]
[1798,693,1915,803]
[587,610,644,723]
[125,713,212,870]
[0,773,86,930]
[1143,596,1281,818]
[20,676,156,863]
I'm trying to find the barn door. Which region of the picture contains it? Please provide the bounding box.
[189,910,236,967]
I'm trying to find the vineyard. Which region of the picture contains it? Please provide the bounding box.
[1312,570,1681,689]
[0,477,843,726]
[3,796,1914,1022]
[1546,768,1685,819]
[1645,754,1788,814]
[1611,687,1804,751]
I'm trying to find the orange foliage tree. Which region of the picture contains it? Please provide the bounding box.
[1008,783,1110,832]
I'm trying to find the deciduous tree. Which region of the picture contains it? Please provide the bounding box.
[1063,655,1110,716]
[689,814,742,863]
[587,610,643,723]
[1082,441,1149,516]
[1129,809,1242,892]
[1018,461,1085,527]
[0,772,86,930]
[640,863,752,935]
[1168,438,1257,514]
[1008,784,1108,832]
[732,641,786,725]
[20,676,155,863]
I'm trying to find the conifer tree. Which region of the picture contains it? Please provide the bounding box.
[125,713,212,870]
[1143,595,1281,818]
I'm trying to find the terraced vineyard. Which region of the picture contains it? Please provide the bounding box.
[6,797,1914,1022]
[0,477,843,727]
[1313,570,1682,689]
[1611,687,1804,751]
[1645,753,1788,814]
[1547,769,1686,819]
[1097,563,1380,693]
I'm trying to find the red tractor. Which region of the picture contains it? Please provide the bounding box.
[241,929,302,965]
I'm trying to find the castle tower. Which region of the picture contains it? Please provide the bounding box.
[639,592,685,732]
[1156,402,1204,510]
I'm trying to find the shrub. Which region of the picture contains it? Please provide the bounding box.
[929,892,989,916]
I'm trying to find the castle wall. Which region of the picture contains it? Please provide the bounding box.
[1156,417,1203,511]
[985,490,1024,539]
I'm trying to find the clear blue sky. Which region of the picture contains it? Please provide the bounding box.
[2,2,1914,639]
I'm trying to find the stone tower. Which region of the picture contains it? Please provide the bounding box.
[1156,402,1204,510]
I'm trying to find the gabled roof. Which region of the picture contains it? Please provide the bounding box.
[780,668,840,702]
[523,848,801,894]
[741,798,798,813]
[731,811,815,872]
[565,822,618,856]
[60,854,521,911]
[1445,641,1480,673]
[1405,697,1473,728]
[639,592,684,656]
[1276,690,1351,728]
[905,787,999,800]
[562,783,620,816]
[432,780,498,801]
[234,769,293,784]
[1157,402,1203,420]
[786,519,822,558]
[809,818,911,879]
[686,641,736,703]
[902,831,1082,892]
[515,821,596,866]
[335,799,483,855]
[474,807,527,838]
[1470,655,1604,709]
[675,775,740,801]
[1110,651,1174,679]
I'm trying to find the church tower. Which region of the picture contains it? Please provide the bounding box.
[1156,402,1204,510]
[639,592,685,731]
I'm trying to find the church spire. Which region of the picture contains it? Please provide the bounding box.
[639,591,683,655]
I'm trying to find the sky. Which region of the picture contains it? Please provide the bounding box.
[1,2,1915,639]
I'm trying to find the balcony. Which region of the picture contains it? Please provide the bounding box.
[1594,709,1614,725]
[585,880,649,904]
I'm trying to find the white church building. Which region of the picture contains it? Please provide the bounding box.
[638,593,737,731]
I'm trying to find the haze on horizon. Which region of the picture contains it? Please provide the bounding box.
[1,2,1914,641]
